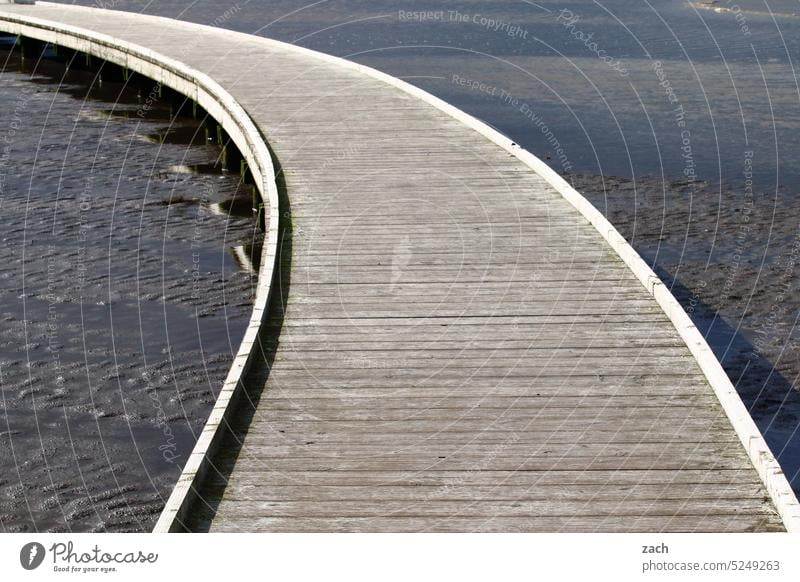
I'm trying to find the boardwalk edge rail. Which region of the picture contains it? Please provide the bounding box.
[2,2,799,532]
[0,6,281,533]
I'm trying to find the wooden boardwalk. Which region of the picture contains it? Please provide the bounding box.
[1,3,796,533]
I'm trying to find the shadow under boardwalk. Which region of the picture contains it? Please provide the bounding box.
[658,268,800,493]
[185,153,293,533]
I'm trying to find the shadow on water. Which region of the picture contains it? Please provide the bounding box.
[655,266,800,491]
[2,33,267,296]
[4,39,149,106]
[183,145,292,532]
[168,162,231,176]
[210,194,258,220]
[146,125,210,147]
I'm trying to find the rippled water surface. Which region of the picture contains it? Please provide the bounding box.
[3,0,800,530]
[0,48,259,531]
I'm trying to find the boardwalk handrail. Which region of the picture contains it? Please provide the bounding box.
[3,2,799,531]
[0,7,281,533]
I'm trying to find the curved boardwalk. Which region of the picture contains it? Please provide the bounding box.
[2,3,797,532]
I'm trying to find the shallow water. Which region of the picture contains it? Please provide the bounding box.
[4,0,800,528]
[59,0,800,183]
[0,49,259,531]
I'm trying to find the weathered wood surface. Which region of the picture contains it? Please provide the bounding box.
[0,4,786,532]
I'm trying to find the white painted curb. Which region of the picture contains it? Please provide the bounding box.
[3,2,798,532]
[0,5,281,533]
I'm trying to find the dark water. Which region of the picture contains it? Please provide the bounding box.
[59,0,800,183]
[0,47,259,531]
[3,0,800,529]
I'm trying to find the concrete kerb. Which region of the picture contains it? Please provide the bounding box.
[4,3,799,532]
[0,8,281,533]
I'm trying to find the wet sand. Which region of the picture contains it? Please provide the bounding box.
[0,49,260,531]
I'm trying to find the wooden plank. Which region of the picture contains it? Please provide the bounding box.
[237,418,737,435]
[209,456,758,473]
[1,3,785,533]
[239,433,736,448]
[202,469,767,488]
[257,394,721,407]
[199,515,782,533]
[206,483,768,503]
[197,499,778,519]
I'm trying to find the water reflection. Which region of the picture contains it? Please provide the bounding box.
[230,242,263,274]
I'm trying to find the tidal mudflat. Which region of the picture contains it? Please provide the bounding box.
[0,48,260,531]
